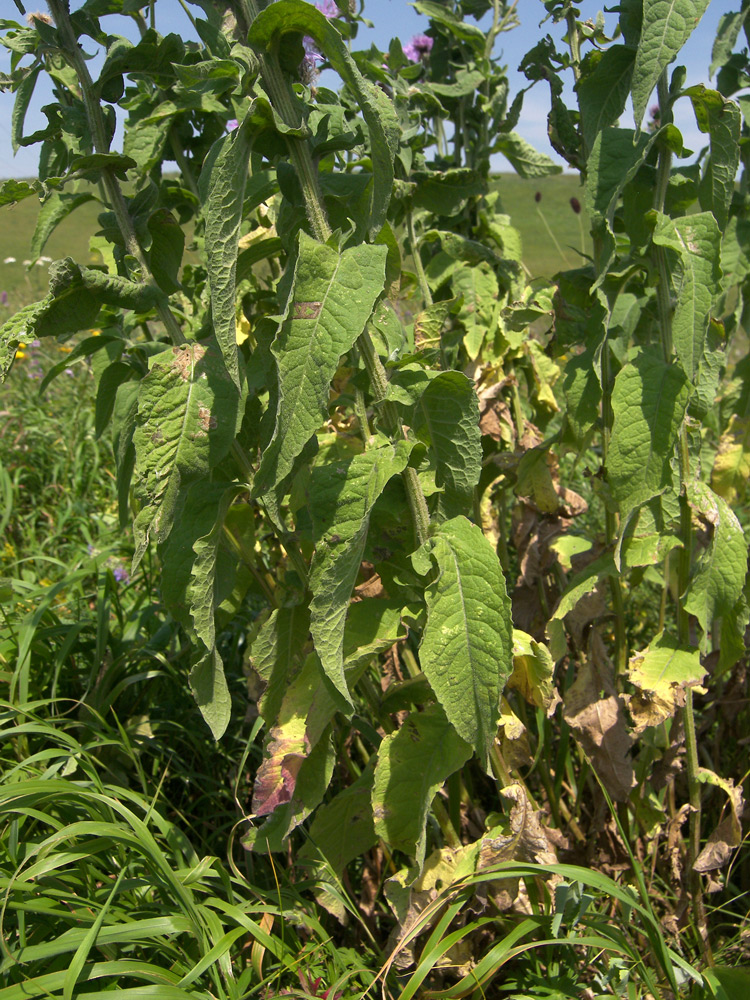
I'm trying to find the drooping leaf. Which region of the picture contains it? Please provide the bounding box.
[160,482,244,739]
[509,630,561,717]
[608,352,691,518]
[631,0,711,126]
[372,703,472,865]
[627,631,705,733]
[342,599,407,669]
[651,211,721,382]
[546,552,618,661]
[11,63,40,152]
[254,234,387,498]
[684,481,748,645]
[201,113,254,389]
[412,515,513,770]
[248,604,311,729]
[147,208,185,295]
[30,191,96,261]
[711,10,750,76]
[0,178,40,207]
[493,132,562,178]
[301,767,378,876]
[308,439,412,703]
[132,342,240,567]
[412,370,482,521]
[452,263,499,359]
[577,45,635,154]
[685,86,741,231]
[249,0,399,237]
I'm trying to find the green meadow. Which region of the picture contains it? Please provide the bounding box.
[0,173,589,308]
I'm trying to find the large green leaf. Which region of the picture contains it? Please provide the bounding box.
[452,263,499,359]
[160,482,244,739]
[685,86,741,232]
[608,352,691,518]
[254,234,387,499]
[372,703,471,865]
[684,481,748,644]
[308,439,412,703]
[201,113,254,389]
[577,45,635,154]
[585,128,657,275]
[412,516,513,770]
[710,11,750,75]
[132,342,240,567]
[301,767,377,876]
[249,604,312,729]
[389,366,481,521]
[249,0,399,237]
[651,211,721,382]
[631,0,711,126]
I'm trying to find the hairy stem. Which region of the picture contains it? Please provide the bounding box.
[47,0,185,346]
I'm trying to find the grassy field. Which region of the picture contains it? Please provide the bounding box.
[0,173,589,311]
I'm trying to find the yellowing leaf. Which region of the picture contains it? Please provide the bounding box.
[711,414,750,504]
[626,632,705,734]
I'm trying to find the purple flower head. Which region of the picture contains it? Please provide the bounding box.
[650,105,661,120]
[31,339,40,347]
[112,565,130,584]
[403,33,433,63]
[315,0,339,16]
[63,367,74,376]
[227,119,239,131]
[0,291,7,306]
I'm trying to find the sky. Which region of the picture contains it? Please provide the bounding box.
[0,0,741,179]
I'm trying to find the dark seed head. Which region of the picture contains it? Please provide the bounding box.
[570,196,581,214]
[534,191,542,203]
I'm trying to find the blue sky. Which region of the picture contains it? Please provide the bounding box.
[0,1,739,178]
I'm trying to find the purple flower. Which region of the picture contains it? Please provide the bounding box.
[650,105,661,119]
[0,291,7,306]
[403,33,433,63]
[113,565,130,584]
[63,367,74,376]
[31,339,40,347]
[227,119,239,131]
[315,0,339,16]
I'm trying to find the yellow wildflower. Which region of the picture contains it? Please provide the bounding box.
[18,342,26,349]
[58,345,72,353]
[15,350,26,360]
[91,329,101,336]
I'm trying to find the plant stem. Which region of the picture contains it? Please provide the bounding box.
[652,68,709,961]
[238,0,432,550]
[47,0,185,347]
[406,206,433,308]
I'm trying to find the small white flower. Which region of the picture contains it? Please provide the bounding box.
[22,259,31,266]
[35,259,45,266]
[39,255,52,263]
[3,257,16,264]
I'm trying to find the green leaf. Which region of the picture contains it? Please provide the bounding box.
[412,516,513,770]
[651,211,721,381]
[585,128,658,275]
[30,191,96,261]
[493,132,562,178]
[302,767,377,875]
[684,481,748,644]
[254,234,387,498]
[308,439,412,704]
[577,46,635,154]
[160,482,244,739]
[0,178,40,206]
[342,598,407,669]
[710,11,750,76]
[69,152,138,180]
[412,168,486,217]
[132,342,241,567]
[0,299,48,381]
[372,703,471,865]
[249,0,399,237]
[12,64,40,152]
[546,552,618,660]
[249,604,311,729]
[201,113,254,389]
[684,86,741,231]
[147,209,184,295]
[452,263,499,359]
[608,353,691,518]
[411,370,482,521]
[631,0,711,127]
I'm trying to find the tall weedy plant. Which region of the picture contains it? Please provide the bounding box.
[1,0,748,986]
